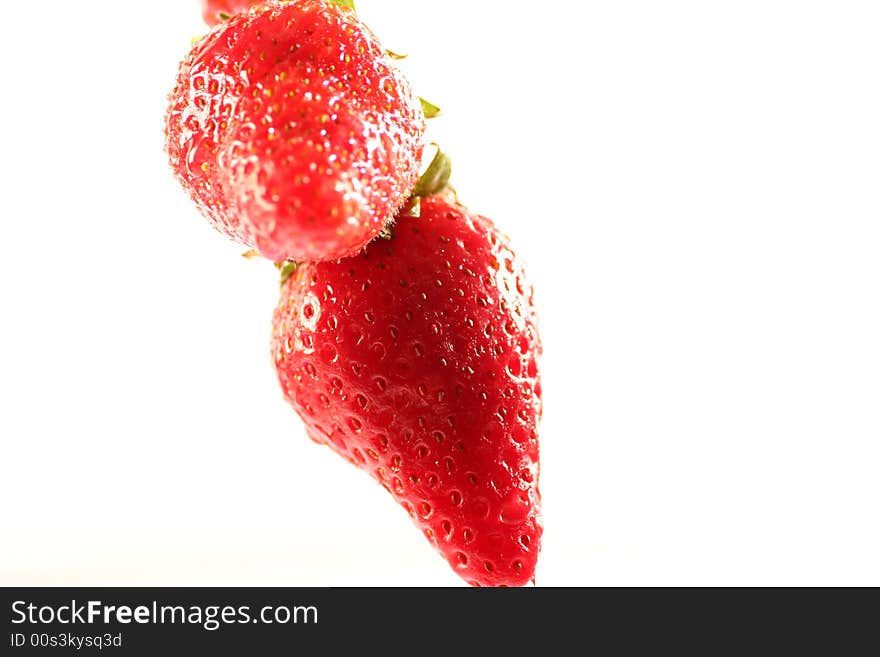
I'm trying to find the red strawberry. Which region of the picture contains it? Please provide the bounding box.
[271,193,543,586]
[166,0,425,262]
[201,0,260,26]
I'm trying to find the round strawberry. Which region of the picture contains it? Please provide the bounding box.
[271,193,543,587]
[201,0,260,26]
[166,0,425,262]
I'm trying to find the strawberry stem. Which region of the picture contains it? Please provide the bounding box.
[412,147,452,198]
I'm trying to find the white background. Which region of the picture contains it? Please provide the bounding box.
[1,1,878,586]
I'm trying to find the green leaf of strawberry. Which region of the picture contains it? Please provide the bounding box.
[419,97,442,118]
[412,147,453,198]
[330,0,357,11]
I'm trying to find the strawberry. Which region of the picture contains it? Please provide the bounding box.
[166,0,425,262]
[271,191,543,587]
[201,0,261,26]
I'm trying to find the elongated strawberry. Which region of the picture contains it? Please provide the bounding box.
[166,0,425,262]
[271,193,543,586]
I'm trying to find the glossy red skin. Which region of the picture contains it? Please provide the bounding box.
[202,0,262,26]
[167,0,425,262]
[272,196,542,586]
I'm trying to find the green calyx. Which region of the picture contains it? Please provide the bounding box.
[277,260,298,287]
[330,0,356,11]
[412,146,452,199]
[419,97,441,119]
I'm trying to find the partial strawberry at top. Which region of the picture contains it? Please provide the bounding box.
[201,0,260,26]
[271,194,543,586]
[166,0,425,262]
